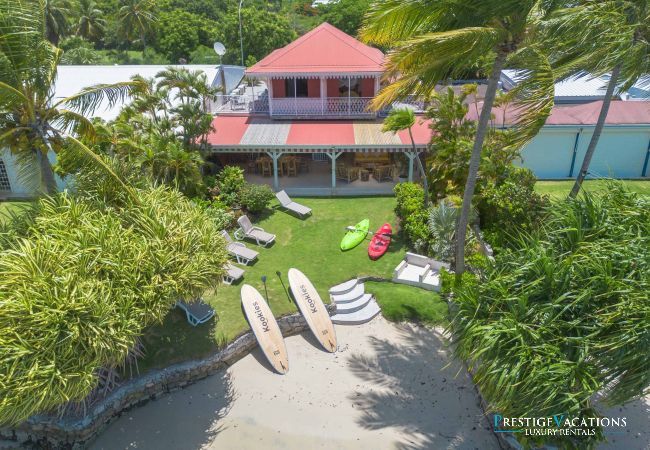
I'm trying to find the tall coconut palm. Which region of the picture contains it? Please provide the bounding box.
[117,0,157,56]
[544,0,650,198]
[361,0,558,274]
[75,0,106,42]
[0,0,143,195]
[382,107,430,206]
[44,0,70,45]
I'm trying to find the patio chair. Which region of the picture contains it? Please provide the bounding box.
[221,230,259,265]
[336,165,359,183]
[176,298,215,326]
[286,158,298,177]
[223,262,245,285]
[261,160,272,177]
[235,215,276,247]
[275,190,312,218]
[374,165,393,182]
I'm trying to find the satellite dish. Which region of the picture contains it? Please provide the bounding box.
[213,42,226,56]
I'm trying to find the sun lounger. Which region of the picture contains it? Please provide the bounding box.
[176,298,215,326]
[275,190,312,218]
[235,215,276,247]
[221,230,259,265]
[223,262,245,285]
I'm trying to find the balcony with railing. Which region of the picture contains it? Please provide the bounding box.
[211,92,425,118]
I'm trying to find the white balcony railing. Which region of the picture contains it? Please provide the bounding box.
[212,93,270,114]
[271,97,376,117]
[211,93,425,118]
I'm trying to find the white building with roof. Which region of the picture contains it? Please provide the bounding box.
[501,70,650,104]
[1,64,244,199]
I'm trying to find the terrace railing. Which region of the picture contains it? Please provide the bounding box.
[211,93,270,114]
[211,93,426,118]
[271,97,376,118]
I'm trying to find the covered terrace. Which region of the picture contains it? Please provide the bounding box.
[206,115,432,196]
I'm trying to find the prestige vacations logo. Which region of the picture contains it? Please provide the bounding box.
[493,414,628,437]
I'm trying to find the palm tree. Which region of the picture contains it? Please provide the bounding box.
[75,0,106,42]
[382,107,429,206]
[362,1,557,274]
[544,0,650,198]
[117,0,157,56]
[44,0,70,45]
[0,0,143,195]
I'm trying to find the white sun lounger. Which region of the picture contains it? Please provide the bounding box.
[223,262,245,285]
[235,215,276,247]
[176,298,215,326]
[275,190,312,218]
[221,230,259,265]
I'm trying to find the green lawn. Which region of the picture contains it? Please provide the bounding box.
[366,281,447,326]
[535,180,650,199]
[138,196,409,372]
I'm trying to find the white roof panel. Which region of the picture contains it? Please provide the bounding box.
[54,65,220,121]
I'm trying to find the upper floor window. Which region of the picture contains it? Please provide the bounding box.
[0,159,11,191]
[285,78,309,98]
[338,77,362,98]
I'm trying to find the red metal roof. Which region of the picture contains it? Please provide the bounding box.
[247,23,384,75]
[466,101,650,126]
[208,116,431,148]
[286,121,356,145]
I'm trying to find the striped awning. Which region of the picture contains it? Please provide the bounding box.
[207,116,432,152]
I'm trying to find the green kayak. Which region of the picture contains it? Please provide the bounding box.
[341,219,370,251]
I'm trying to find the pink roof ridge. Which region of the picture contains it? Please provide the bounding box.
[247,22,384,74]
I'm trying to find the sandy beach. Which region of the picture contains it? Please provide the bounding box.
[91,317,499,449]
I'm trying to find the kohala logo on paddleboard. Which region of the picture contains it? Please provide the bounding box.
[299,285,318,313]
[253,301,270,332]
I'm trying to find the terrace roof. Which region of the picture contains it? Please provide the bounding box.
[246,23,384,77]
[207,116,431,150]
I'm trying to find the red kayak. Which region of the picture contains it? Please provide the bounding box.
[368,223,392,260]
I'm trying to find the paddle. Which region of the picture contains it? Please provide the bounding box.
[276,271,293,304]
[345,226,394,238]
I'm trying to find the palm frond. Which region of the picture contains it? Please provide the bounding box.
[505,46,555,148]
[372,27,502,109]
[63,134,136,200]
[58,80,147,117]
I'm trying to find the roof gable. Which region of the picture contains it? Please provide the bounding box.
[247,22,384,75]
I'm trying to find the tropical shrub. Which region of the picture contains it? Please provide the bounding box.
[449,183,650,448]
[0,182,228,425]
[427,200,458,261]
[394,182,431,251]
[477,167,549,247]
[239,183,274,214]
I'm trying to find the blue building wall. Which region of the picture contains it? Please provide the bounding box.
[1,148,67,199]
[519,126,650,179]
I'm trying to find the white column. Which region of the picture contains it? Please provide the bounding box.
[268,77,274,116]
[406,152,416,182]
[320,76,326,115]
[374,76,380,96]
[267,150,284,191]
[327,150,343,191]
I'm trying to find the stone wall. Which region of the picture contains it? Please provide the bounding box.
[0,305,336,449]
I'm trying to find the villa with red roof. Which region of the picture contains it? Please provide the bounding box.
[208,23,431,195]
[205,22,650,196]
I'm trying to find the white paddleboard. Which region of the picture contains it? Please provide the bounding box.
[288,268,337,353]
[240,284,289,374]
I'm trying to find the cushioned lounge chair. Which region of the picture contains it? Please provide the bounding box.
[275,190,312,218]
[223,262,245,285]
[235,215,276,247]
[176,298,215,326]
[221,230,259,265]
